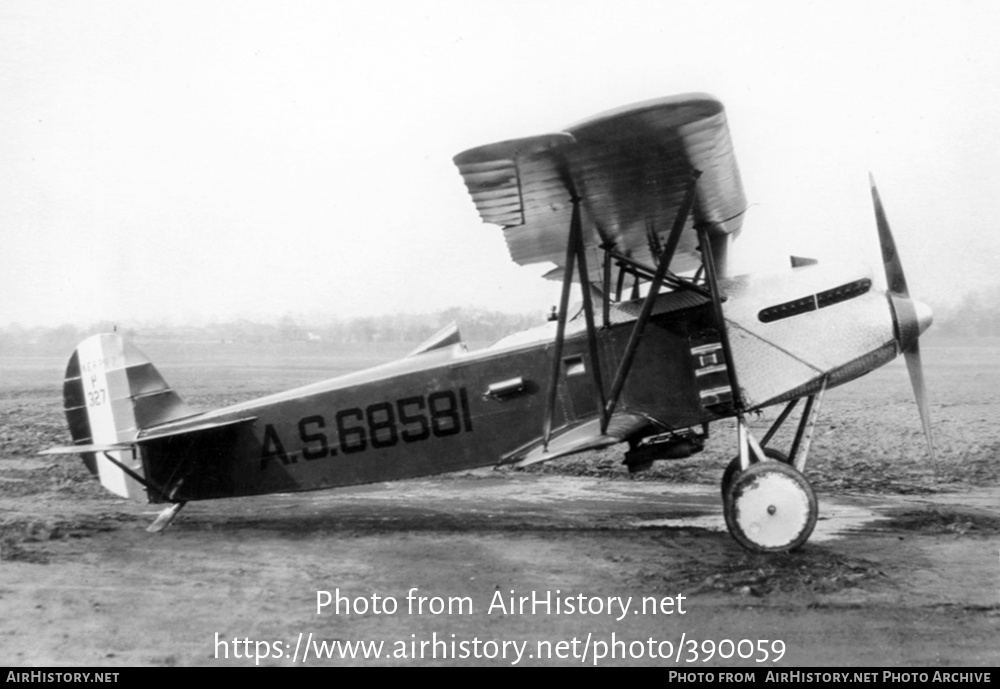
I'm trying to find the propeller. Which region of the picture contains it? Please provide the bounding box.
[870,174,936,461]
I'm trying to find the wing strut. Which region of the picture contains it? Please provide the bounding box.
[571,205,609,433]
[541,195,609,447]
[604,170,701,421]
[601,243,613,329]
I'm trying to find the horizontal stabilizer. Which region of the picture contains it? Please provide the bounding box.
[137,416,257,443]
[40,442,134,455]
[42,416,256,456]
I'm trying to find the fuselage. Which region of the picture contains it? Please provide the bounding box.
[135,260,920,504]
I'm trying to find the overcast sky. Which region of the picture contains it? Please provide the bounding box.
[2,1,998,327]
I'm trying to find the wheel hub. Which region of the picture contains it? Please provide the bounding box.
[723,461,818,552]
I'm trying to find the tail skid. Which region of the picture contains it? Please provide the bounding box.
[148,502,187,533]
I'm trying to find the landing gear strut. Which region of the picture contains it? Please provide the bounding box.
[720,447,787,499]
[721,384,826,552]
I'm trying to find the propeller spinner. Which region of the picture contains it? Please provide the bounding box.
[870,174,936,460]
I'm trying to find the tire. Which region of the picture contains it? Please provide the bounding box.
[723,461,818,552]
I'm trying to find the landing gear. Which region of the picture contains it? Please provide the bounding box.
[720,447,787,499]
[721,387,826,552]
[724,462,817,552]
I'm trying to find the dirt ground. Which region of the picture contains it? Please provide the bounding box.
[1,339,999,667]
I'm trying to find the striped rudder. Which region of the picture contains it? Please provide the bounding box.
[63,334,192,500]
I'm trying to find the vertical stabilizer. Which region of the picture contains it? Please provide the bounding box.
[63,334,193,500]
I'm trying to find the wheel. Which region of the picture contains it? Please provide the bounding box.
[720,447,788,499]
[723,461,817,552]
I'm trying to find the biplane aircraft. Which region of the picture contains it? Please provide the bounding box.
[43,94,934,551]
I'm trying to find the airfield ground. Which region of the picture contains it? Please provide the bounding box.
[1,338,998,666]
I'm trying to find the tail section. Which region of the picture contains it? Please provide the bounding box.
[61,333,194,500]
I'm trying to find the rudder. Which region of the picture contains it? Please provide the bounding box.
[63,333,193,500]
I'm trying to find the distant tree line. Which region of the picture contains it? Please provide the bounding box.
[934,285,1000,337]
[0,307,546,351]
[4,284,998,352]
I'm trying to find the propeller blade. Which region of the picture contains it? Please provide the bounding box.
[904,344,936,462]
[870,173,910,297]
[871,173,936,462]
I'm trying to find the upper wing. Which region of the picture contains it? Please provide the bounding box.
[453,94,746,282]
